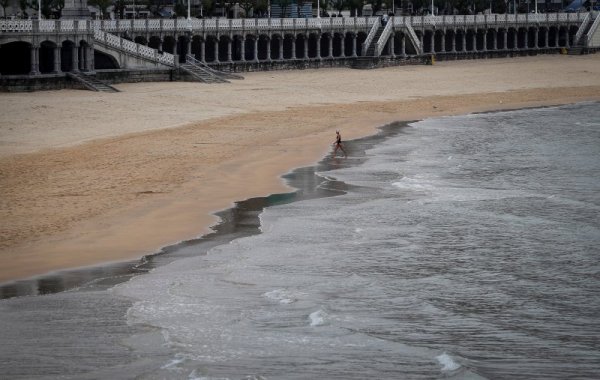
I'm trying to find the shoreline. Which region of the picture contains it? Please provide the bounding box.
[1,56,600,283]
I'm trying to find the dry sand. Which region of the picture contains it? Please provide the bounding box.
[1,54,600,283]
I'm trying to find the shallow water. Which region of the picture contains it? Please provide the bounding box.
[2,103,599,379]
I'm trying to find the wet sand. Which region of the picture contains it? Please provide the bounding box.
[1,54,600,283]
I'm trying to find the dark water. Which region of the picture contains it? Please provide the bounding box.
[1,103,599,379]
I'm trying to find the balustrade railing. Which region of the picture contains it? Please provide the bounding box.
[574,12,591,44]
[0,13,591,35]
[586,13,600,46]
[376,19,394,56]
[362,18,380,55]
[93,29,175,66]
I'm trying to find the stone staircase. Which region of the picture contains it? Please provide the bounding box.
[365,25,385,57]
[569,13,596,55]
[67,72,119,92]
[179,54,244,84]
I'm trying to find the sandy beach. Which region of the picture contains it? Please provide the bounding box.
[1,54,599,283]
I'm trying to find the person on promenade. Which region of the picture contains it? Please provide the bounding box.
[332,130,347,158]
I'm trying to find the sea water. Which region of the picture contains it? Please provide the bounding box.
[1,103,599,379]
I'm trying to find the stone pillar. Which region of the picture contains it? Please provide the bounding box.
[158,37,163,52]
[279,37,284,60]
[266,37,272,61]
[71,44,79,72]
[316,35,321,59]
[303,37,308,59]
[389,34,395,57]
[565,29,570,48]
[430,33,435,53]
[340,35,345,57]
[462,32,467,52]
[328,34,333,58]
[214,39,220,63]
[502,30,506,49]
[451,31,456,52]
[88,46,94,71]
[254,38,259,62]
[483,31,488,51]
[187,38,192,59]
[513,30,518,50]
[419,33,424,51]
[493,30,497,50]
[400,34,406,57]
[543,28,548,48]
[79,46,85,71]
[291,36,296,59]
[200,40,205,62]
[53,46,61,73]
[534,28,539,49]
[239,37,246,62]
[472,32,477,52]
[352,34,357,57]
[29,45,39,75]
[227,39,232,62]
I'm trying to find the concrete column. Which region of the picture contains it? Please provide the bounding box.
[53,46,61,73]
[451,31,456,52]
[303,37,308,59]
[401,34,406,57]
[266,37,271,61]
[200,40,205,62]
[254,38,258,62]
[71,44,79,72]
[328,34,333,58]
[389,34,395,57]
[430,33,435,53]
[472,32,477,52]
[88,46,94,71]
[316,35,321,59]
[240,36,246,62]
[543,28,548,48]
[419,33,424,51]
[513,30,518,50]
[29,45,39,75]
[214,39,219,63]
[493,30,497,50]
[483,31,487,51]
[534,28,539,49]
[227,39,232,62]
[279,37,284,60]
[502,30,506,49]
[565,29,570,48]
[340,35,345,57]
[291,36,296,59]
[462,32,467,52]
[158,38,163,52]
[352,34,357,57]
[79,46,85,71]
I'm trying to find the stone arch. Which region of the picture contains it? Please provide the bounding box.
[295,33,307,59]
[134,35,147,45]
[344,32,355,57]
[497,28,507,50]
[148,36,161,50]
[332,32,343,57]
[476,29,485,51]
[232,35,244,61]
[61,40,76,72]
[93,48,119,70]
[433,30,444,53]
[308,32,319,58]
[162,35,176,54]
[568,25,578,46]
[283,33,295,59]
[319,32,331,58]
[258,34,269,61]
[205,35,218,62]
[218,35,230,62]
[356,32,367,56]
[465,29,476,51]
[0,41,31,75]
[191,35,204,60]
[271,33,283,60]
[79,40,91,71]
[39,40,57,74]
[506,27,517,49]
[548,26,559,47]
[443,30,454,52]
[244,34,256,61]
[455,29,466,52]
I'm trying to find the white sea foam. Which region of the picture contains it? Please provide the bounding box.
[263,289,296,304]
[436,352,461,372]
[309,310,327,326]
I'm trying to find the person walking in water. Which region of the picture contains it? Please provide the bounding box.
[332,130,347,158]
